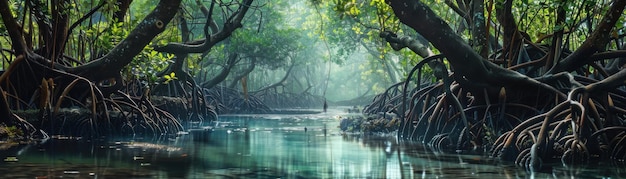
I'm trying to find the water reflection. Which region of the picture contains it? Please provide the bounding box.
[1,110,625,178]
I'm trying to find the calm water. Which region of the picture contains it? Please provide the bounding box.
[1,109,625,178]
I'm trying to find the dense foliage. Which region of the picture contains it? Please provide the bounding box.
[3,0,626,171]
[332,0,626,170]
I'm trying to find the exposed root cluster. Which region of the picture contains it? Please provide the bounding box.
[253,89,325,109]
[204,86,271,114]
[362,53,626,169]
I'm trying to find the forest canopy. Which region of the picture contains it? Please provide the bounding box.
[2,0,626,170]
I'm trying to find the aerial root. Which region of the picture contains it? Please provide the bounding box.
[428,133,450,152]
[561,139,590,166]
[373,52,626,170]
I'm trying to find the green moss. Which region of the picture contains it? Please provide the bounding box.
[0,124,24,141]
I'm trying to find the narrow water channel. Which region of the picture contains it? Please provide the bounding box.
[1,108,624,178]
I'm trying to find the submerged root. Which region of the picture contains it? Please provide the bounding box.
[359,50,626,170]
[4,76,192,138]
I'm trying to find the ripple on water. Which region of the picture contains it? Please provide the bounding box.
[204,167,334,178]
[3,110,626,178]
[0,163,156,178]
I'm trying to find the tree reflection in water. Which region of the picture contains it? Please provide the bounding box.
[1,111,625,178]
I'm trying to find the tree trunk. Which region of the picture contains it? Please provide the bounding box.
[229,58,257,89]
[114,0,133,22]
[154,0,254,54]
[495,0,525,65]
[471,0,488,58]
[70,0,183,81]
[0,86,13,123]
[0,0,28,55]
[548,0,626,74]
[201,54,239,89]
[387,0,515,86]
[252,63,296,93]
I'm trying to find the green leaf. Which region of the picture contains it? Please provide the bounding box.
[169,72,177,79]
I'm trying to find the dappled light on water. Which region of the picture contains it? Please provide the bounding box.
[1,109,624,178]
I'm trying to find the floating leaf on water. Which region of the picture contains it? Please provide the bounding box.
[53,135,69,140]
[63,171,80,174]
[3,156,18,162]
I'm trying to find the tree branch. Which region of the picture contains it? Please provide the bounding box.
[586,68,626,92]
[496,0,526,65]
[65,1,106,45]
[50,0,70,60]
[70,0,183,80]
[471,0,488,58]
[0,0,29,54]
[380,31,434,57]
[197,0,220,33]
[385,0,555,91]
[114,0,133,22]
[30,0,53,54]
[386,0,490,82]
[228,58,256,89]
[252,63,295,93]
[548,0,626,74]
[154,0,254,54]
[201,53,238,88]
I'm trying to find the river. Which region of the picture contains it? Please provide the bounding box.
[0,108,624,178]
